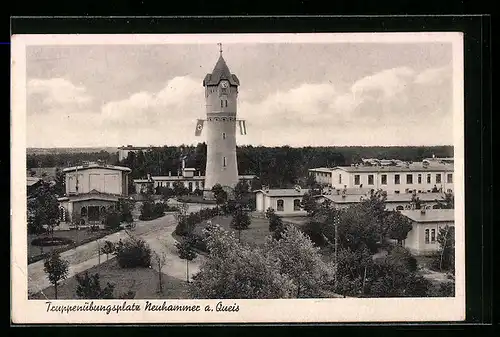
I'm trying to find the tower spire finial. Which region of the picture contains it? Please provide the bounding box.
[217,42,223,56]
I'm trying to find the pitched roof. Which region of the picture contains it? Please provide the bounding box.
[320,192,447,204]
[332,162,453,173]
[400,209,455,223]
[203,55,240,86]
[254,188,310,197]
[27,177,42,187]
[63,163,131,173]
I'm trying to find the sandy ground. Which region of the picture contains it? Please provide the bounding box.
[27,203,212,295]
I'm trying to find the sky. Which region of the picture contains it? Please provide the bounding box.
[25,40,455,148]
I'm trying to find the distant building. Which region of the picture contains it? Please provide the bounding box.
[134,167,256,195]
[309,160,454,194]
[27,167,58,183]
[27,176,42,196]
[254,188,310,216]
[117,145,152,161]
[400,209,455,256]
[57,162,132,229]
[316,192,448,211]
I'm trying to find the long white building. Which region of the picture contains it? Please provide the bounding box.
[309,159,454,194]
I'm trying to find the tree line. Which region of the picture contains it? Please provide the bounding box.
[27,144,453,190]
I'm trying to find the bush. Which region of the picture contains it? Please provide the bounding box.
[118,290,136,299]
[114,238,152,268]
[174,207,219,236]
[31,237,75,247]
[139,200,166,221]
[75,272,115,299]
[104,210,121,230]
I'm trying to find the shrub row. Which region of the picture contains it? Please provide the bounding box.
[31,236,75,247]
[28,228,121,265]
[139,201,166,221]
[174,207,220,236]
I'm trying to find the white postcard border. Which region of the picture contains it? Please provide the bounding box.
[11,32,465,324]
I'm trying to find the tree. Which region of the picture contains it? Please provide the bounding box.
[101,240,115,261]
[384,211,413,245]
[250,177,262,191]
[75,272,115,299]
[114,238,152,268]
[436,225,455,272]
[367,246,430,297]
[266,208,286,240]
[152,251,167,293]
[118,199,134,224]
[212,184,228,210]
[305,174,317,189]
[263,225,333,298]
[300,192,319,217]
[27,182,60,234]
[335,246,373,297]
[104,209,121,230]
[175,236,198,283]
[189,225,295,299]
[54,168,66,197]
[230,204,251,242]
[436,192,454,209]
[43,252,69,299]
[172,181,188,198]
[234,180,249,201]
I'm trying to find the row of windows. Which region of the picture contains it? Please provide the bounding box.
[157,181,204,189]
[276,199,302,212]
[353,173,453,186]
[220,100,228,108]
[425,229,437,244]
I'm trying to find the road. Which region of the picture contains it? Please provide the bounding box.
[27,203,212,295]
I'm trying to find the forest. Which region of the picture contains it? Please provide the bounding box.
[27,144,453,189]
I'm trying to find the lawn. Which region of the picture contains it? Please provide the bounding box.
[29,258,190,300]
[192,215,272,247]
[28,229,118,261]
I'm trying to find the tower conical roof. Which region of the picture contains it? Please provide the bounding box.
[203,55,240,87]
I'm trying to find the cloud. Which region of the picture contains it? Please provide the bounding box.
[26,65,454,147]
[351,67,416,100]
[414,65,452,85]
[27,78,93,113]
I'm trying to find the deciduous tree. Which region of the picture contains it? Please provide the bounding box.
[43,252,69,299]
[27,182,60,234]
[175,236,198,283]
[230,205,251,242]
[75,272,115,299]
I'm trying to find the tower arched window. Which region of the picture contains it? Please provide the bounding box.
[222,156,227,168]
[277,199,284,212]
[222,132,226,139]
[225,100,228,107]
[221,100,223,108]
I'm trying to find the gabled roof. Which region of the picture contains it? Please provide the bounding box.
[203,55,240,87]
[400,209,455,223]
[331,162,453,173]
[63,163,131,173]
[27,177,42,187]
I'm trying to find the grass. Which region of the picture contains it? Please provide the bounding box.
[28,229,118,261]
[192,215,272,247]
[29,258,190,300]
